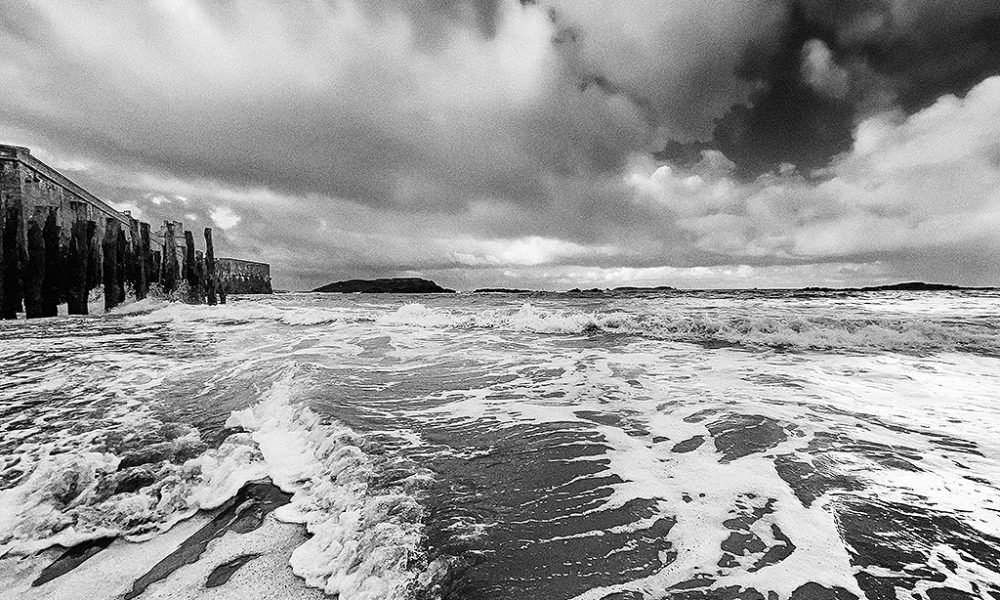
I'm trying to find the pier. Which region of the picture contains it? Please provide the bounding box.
[0,144,271,318]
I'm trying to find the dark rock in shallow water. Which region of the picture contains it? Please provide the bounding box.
[312,277,455,293]
[205,553,263,588]
[32,537,116,587]
[123,480,290,600]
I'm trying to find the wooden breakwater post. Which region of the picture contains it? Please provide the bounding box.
[195,250,206,303]
[204,228,217,305]
[85,220,98,295]
[103,218,120,312]
[1,203,23,320]
[0,205,3,316]
[162,221,178,294]
[24,215,45,318]
[184,230,199,303]
[138,222,151,299]
[123,225,137,301]
[151,250,161,285]
[22,207,62,319]
[67,219,89,314]
[42,208,60,317]
[115,225,126,306]
[3,145,273,314]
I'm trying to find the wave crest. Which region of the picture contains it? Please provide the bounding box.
[225,370,428,600]
[379,302,1000,354]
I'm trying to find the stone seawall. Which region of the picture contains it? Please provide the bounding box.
[0,144,272,317]
[217,258,273,294]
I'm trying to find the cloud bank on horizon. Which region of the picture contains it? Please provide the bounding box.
[1,0,999,290]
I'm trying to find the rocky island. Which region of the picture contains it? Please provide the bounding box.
[312,277,455,293]
[799,281,965,292]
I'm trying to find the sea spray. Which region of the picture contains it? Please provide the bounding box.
[226,368,429,600]
[5,290,1000,598]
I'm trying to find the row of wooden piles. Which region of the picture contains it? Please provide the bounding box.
[179,225,227,307]
[0,207,225,319]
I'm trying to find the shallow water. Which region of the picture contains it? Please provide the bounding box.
[2,290,999,599]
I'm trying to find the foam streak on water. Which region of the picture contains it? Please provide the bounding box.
[1,289,999,600]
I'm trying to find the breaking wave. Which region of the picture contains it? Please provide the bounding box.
[378,302,1000,354]
[119,300,350,327]
[1,370,429,600]
[120,298,1000,354]
[227,370,428,599]
[0,416,265,555]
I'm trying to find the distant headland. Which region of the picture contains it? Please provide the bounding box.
[310,279,984,295]
[473,282,972,294]
[798,282,964,292]
[313,278,455,293]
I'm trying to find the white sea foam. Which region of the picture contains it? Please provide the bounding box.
[226,369,427,600]
[409,338,1000,598]
[6,291,999,598]
[109,297,172,315]
[369,301,1000,354]
[127,301,350,327]
[122,293,1000,355]
[2,366,427,599]
[0,428,269,556]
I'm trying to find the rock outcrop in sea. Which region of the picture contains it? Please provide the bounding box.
[312,278,455,293]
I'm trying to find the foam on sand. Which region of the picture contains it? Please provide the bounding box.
[2,364,427,600]
[226,369,428,600]
[405,338,999,599]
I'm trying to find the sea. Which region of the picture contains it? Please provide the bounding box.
[1,289,999,600]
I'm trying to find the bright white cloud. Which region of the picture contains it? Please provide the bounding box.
[449,236,616,267]
[2,1,998,290]
[627,76,1000,280]
[210,206,241,230]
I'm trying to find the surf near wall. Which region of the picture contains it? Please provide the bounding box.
[0,144,271,316]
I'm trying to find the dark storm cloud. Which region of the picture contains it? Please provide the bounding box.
[1,0,998,290]
[0,0,647,212]
[543,0,789,143]
[651,0,1000,176]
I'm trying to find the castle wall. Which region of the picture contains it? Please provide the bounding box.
[1,143,272,316]
[216,258,273,294]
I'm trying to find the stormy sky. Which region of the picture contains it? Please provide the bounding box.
[2,0,999,290]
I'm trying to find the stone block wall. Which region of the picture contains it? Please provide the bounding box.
[216,258,273,294]
[1,143,274,317]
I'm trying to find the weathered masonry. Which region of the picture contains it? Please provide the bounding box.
[217,258,273,295]
[0,144,272,318]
